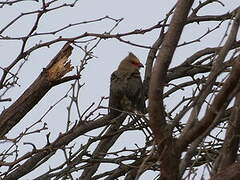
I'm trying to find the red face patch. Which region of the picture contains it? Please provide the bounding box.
[132,61,143,68]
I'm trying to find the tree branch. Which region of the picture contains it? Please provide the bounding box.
[148,0,194,179]
[0,43,74,138]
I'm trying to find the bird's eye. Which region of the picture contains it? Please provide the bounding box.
[131,61,139,66]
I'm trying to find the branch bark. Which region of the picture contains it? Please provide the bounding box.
[79,114,127,179]
[0,43,74,138]
[211,162,240,180]
[149,0,194,143]
[148,0,194,179]
[3,115,113,180]
[212,92,240,175]
[177,57,240,151]
[177,9,240,151]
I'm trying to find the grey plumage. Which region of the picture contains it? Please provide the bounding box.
[109,53,146,117]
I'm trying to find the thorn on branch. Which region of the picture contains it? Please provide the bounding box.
[0,98,12,102]
[46,132,51,145]
[23,142,37,151]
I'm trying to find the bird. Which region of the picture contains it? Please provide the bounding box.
[108,52,146,118]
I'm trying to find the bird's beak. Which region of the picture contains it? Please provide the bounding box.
[138,63,144,68]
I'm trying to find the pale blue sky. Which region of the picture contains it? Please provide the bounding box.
[0,0,239,179]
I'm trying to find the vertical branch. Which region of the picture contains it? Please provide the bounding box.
[143,32,164,97]
[148,0,194,142]
[79,114,127,179]
[143,5,176,96]
[212,92,240,175]
[148,0,194,179]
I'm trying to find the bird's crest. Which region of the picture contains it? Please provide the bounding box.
[118,52,144,72]
[128,52,140,64]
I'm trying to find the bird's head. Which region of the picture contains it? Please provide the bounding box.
[118,52,144,72]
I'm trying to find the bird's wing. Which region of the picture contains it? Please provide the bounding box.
[109,70,146,116]
[108,71,126,116]
[125,71,146,112]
